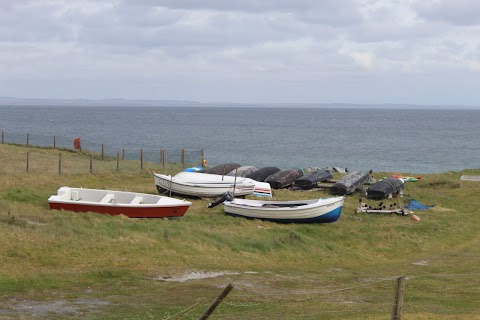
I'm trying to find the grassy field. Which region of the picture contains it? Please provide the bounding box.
[0,143,479,319]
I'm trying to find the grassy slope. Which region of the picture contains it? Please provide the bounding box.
[0,144,479,319]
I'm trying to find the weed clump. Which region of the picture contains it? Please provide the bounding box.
[0,211,29,228]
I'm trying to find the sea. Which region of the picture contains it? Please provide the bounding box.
[1,105,479,174]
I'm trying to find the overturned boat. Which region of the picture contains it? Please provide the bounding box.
[367,177,404,199]
[294,168,333,188]
[226,166,258,177]
[245,166,281,182]
[331,171,369,195]
[205,163,241,175]
[265,168,304,189]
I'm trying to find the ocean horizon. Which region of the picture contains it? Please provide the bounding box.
[1,105,479,174]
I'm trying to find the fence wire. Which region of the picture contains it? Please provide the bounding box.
[0,130,204,174]
[205,273,480,319]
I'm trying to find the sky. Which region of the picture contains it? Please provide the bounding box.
[1,0,480,105]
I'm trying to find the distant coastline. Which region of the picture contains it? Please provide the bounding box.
[1,96,479,109]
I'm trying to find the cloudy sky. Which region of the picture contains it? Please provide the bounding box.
[1,0,480,105]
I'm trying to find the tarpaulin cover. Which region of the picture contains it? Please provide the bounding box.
[405,200,433,210]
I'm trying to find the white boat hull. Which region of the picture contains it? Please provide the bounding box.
[154,172,259,198]
[223,196,344,223]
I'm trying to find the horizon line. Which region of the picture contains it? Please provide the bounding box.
[0,96,479,109]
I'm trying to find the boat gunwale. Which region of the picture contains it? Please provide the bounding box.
[48,187,192,207]
[225,196,345,211]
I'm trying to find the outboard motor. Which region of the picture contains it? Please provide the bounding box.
[207,192,235,208]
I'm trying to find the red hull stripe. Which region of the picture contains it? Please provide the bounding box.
[49,203,189,218]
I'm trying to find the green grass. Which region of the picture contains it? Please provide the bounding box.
[0,143,479,319]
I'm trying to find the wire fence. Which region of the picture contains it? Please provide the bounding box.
[165,273,480,319]
[0,130,204,174]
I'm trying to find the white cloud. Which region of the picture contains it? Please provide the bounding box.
[468,61,480,72]
[349,51,374,68]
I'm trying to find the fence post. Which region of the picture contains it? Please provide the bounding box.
[391,275,406,320]
[101,144,104,160]
[26,152,29,174]
[163,150,166,168]
[1,130,4,144]
[58,153,62,175]
[26,133,29,147]
[181,148,185,168]
[160,149,164,168]
[140,148,144,171]
[201,149,204,167]
[53,135,56,149]
[90,155,93,174]
[199,283,234,320]
[116,152,120,172]
[122,148,125,160]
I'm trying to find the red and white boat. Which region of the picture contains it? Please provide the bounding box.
[48,187,191,218]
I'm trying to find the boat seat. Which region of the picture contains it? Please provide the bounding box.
[130,196,143,204]
[100,193,115,204]
[71,191,79,201]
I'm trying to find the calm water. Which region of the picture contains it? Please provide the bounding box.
[1,106,479,174]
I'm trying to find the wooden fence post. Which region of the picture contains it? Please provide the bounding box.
[162,150,166,168]
[199,283,234,320]
[116,152,120,172]
[122,148,125,160]
[201,149,204,167]
[391,275,406,320]
[53,135,56,149]
[2,130,4,144]
[58,153,62,175]
[26,133,29,147]
[140,149,144,171]
[90,156,93,174]
[101,144,104,160]
[181,148,185,168]
[26,152,29,174]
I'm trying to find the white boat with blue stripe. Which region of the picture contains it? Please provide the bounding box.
[220,196,345,224]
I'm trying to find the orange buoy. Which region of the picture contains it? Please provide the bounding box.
[202,159,207,167]
[411,214,420,221]
[73,137,81,150]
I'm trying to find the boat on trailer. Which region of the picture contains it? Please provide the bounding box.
[209,193,344,224]
[367,177,404,199]
[48,187,191,218]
